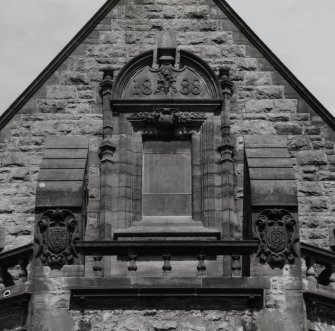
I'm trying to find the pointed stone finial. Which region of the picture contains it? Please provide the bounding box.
[100,66,114,81]
[219,65,230,80]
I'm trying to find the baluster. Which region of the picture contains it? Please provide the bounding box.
[128,253,137,273]
[162,254,172,275]
[306,257,316,281]
[197,253,206,276]
[93,256,103,278]
[328,265,335,290]
[0,266,4,289]
[18,259,28,283]
[231,255,241,277]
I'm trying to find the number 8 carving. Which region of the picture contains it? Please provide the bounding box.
[142,80,152,95]
[191,79,201,95]
[180,79,201,95]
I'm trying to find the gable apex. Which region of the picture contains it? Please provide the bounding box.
[1,0,334,131]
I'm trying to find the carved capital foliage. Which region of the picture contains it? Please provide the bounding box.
[128,108,205,138]
[254,209,299,268]
[35,209,79,267]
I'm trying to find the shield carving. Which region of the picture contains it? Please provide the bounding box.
[254,209,298,268]
[47,226,67,254]
[266,223,287,253]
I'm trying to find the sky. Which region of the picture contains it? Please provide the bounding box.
[0,0,334,115]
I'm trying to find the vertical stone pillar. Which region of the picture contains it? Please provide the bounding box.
[217,66,238,239]
[99,67,117,241]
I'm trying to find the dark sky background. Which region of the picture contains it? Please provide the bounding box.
[0,0,334,115]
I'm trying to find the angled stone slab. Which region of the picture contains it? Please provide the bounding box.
[245,148,290,158]
[247,158,293,168]
[250,180,297,206]
[36,136,89,208]
[40,159,87,169]
[44,136,89,149]
[244,135,288,148]
[36,181,83,208]
[38,169,85,181]
[249,168,295,180]
[44,148,88,159]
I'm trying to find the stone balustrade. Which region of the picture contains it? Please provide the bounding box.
[76,239,259,277]
[0,243,33,289]
[301,242,335,289]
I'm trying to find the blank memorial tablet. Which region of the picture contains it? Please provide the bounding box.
[142,140,192,216]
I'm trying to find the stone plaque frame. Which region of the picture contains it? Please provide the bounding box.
[101,49,226,238]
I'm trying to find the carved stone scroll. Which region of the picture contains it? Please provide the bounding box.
[35,209,79,267]
[254,209,299,268]
[128,108,206,138]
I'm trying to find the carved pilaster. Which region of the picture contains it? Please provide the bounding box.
[217,66,238,239]
[35,209,79,267]
[99,67,118,242]
[99,67,114,138]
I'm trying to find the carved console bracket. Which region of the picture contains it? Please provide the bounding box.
[35,209,80,267]
[128,108,206,138]
[35,136,88,268]
[254,209,299,268]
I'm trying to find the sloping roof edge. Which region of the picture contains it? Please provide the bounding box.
[214,0,335,128]
[1,0,334,130]
[0,0,120,130]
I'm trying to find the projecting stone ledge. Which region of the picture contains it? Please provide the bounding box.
[69,276,265,311]
[113,217,221,240]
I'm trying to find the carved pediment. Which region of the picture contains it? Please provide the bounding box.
[123,63,210,100]
[112,49,223,112]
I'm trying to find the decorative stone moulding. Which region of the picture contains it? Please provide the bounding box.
[128,107,206,138]
[35,209,79,267]
[111,48,223,112]
[254,209,299,268]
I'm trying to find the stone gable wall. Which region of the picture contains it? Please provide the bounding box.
[0,1,334,329]
[0,0,335,252]
[0,0,333,251]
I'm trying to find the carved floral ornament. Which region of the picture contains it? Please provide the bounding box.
[35,209,79,267]
[128,108,206,138]
[254,209,299,268]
